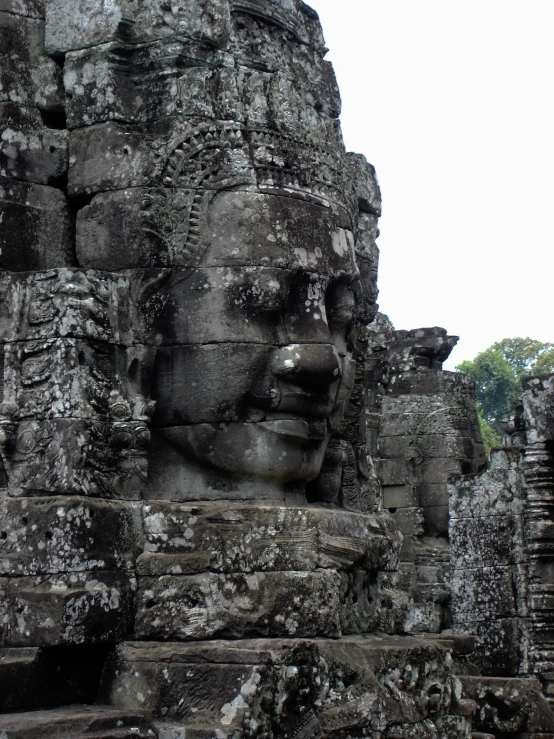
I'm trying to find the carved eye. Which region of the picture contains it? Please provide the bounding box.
[229,272,287,317]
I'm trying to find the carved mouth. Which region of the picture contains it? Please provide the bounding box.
[277,394,335,418]
[260,416,328,442]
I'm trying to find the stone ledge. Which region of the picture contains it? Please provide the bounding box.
[0,705,156,738]
[102,636,463,736]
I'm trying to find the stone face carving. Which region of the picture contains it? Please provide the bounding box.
[2,0,554,737]
[363,321,487,635]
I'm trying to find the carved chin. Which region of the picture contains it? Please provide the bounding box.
[158,421,329,483]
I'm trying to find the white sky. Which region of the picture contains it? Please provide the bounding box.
[307,0,554,369]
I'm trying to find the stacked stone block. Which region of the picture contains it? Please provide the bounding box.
[368,323,486,633]
[450,447,527,675]
[450,375,554,709]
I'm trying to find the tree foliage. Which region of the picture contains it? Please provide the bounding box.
[456,338,554,452]
[476,407,502,453]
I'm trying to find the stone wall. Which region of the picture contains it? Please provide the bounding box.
[450,375,554,704]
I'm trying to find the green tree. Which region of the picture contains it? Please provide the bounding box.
[476,407,502,453]
[456,337,554,452]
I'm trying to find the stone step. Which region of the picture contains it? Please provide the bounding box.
[101,636,460,736]
[0,705,157,738]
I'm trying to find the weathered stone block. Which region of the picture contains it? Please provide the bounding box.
[104,637,460,735]
[387,369,475,397]
[0,705,156,738]
[416,563,449,585]
[0,0,44,18]
[77,189,197,270]
[346,152,381,216]
[399,533,416,562]
[452,565,520,624]
[133,266,334,346]
[46,0,134,52]
[68,121,253,196]
[0,178,73,271]
[140,502,400,575]
[0,269,131,344]
[135,570,342,640]
[379,433,482,461]
[3,570,136,646]
[380,395,480,438]
[3,418,147,499]
[151,343,269,425]
[63,41,222,129]
[3,339,128,419]
[0,496,142,576]
[379,457,411,486]
[416,482,447,509]
[0,103,68,184]
[46,0,231,54]
[403,600,444,634]
[339,569,380,634]
[383,328,458,374]
[461,676,554,736]
[390,507,424,537]
[420,457,464,483]
[0,11,63,110]
[450,515,523,569]
[383,484,417,509]
[68,122,160,194]
[62,40,339,137]
[0,577,9,643]
[522,375,554,443]
[448,463,524,520]
[421,504,449,537]
[77,188,353,277]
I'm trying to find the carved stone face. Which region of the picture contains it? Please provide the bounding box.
[150,190,359,494]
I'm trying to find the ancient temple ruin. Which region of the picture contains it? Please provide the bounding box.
[1,0,554,737]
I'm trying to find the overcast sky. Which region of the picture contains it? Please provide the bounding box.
[308,0,554,368]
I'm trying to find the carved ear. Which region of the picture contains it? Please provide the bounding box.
[125,345,158,413]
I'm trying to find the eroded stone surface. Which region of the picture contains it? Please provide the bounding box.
[104,637,468,737]
[2,570,136,646]
[0,103,68,184]
[135,570,342,640]
[139,502,400,574]
[1,0,549,736]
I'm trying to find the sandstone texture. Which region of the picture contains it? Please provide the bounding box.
[1,0,553,737]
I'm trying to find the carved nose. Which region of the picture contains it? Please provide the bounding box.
[272,343,342,391]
